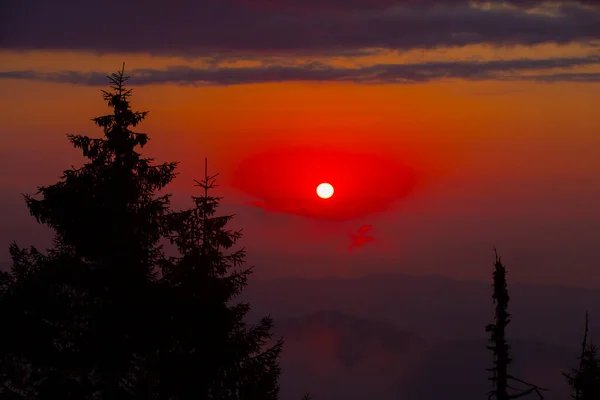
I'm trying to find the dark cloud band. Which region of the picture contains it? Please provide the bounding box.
[1,0,599,56]
[240,0,600,10]
[2,56,599,86]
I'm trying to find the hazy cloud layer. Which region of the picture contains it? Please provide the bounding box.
[242,0,600,9]
[1,0,599,56]
[2,56,599,86]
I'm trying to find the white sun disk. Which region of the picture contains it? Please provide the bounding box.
[316,183,334,199]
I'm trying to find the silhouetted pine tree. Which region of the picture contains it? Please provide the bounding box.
[486,250,547,400]
[153,159,283,399]
[563,312,600,399]
[0,65,177,399]
[0,65,284,400]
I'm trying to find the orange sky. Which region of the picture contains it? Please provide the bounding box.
[1,39,599,286]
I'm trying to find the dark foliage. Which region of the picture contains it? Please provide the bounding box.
[563,312,600,400]
[151,160,283,399]
[1,64,176,399]
[0,65,282,400]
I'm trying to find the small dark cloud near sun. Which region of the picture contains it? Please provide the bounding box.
[348,224,375,253]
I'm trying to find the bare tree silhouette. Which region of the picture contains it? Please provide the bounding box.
[486,249,547,400]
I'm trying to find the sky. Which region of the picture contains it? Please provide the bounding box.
[1,0,599,287]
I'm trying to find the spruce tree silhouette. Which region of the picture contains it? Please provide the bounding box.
[155,159,283,399]
[0,65,284,400]
[0,64,177,399]
[486,249,547,400]
[563,312,600,399]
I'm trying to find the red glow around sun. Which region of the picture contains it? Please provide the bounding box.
[229,146,418,220]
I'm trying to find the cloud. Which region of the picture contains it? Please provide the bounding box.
[1,0,599,56]
[241,0,600,10]
[2,56,600,86]
[517,72,600,81]
[348,225,376,253]
[240,0,600,20]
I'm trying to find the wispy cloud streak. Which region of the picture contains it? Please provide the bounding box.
[2,56,599,86]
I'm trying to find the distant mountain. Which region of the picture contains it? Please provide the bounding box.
[243,273,600,346]
[274,311,574,400]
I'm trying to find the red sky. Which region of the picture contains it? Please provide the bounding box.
[1,0,599,287]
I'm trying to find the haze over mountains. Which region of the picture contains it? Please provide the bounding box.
[241,273,598,399]
[273,310,574,400]
[1,262,595,399]
[244,273,600,345]
[3,257,597,345]
[3,257,596,345]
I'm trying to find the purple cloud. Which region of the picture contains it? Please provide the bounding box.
[240,0,600,10]
[1,0,599,56]
[2,56,599,85]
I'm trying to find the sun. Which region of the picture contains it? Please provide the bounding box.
[316,183,334,199]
